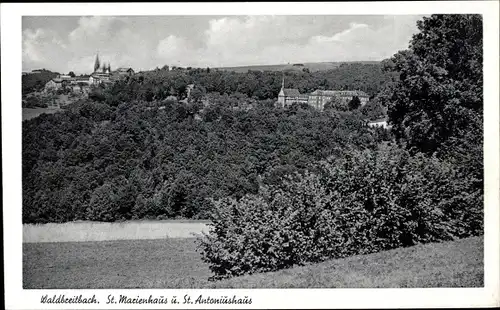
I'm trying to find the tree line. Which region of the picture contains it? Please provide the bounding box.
[22,96,390,223]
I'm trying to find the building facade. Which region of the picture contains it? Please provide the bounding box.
[367,118,391,129]
[308,90,369,111]
[277,75,369,110]
[277,76,309,108]
[115,67,135,76]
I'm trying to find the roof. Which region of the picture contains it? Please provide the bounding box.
[283,88,301,97]
[310,90,369,97]
[116,67,134,72]
[368,118,388,123]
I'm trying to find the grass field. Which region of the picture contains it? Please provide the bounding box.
[215,61,380,73]
[23,220,210,243]
[22,107,60,121]
[23,236,483,289]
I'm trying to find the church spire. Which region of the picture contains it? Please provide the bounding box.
[94,53,100,73]
[281,71,285,90]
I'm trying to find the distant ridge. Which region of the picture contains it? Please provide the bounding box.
[215,61,381,73]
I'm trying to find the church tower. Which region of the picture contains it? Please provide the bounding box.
[277,72,286,108]
[94,53,100,73]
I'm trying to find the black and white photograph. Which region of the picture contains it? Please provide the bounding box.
[2,2,499,309]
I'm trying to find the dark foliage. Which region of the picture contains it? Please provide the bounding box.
[22,95,48,108]
[348,96,361,111]
[198,144,482,280]
[22,97,389,223]
[198,14,483,280]
[382,15,483,156]
[22,69,59,95]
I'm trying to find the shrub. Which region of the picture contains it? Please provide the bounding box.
[198,144,483,280]
[23,95,48,108]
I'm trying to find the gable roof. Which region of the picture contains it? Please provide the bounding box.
[116,67,134,72]
[310,90,369,97]
[283,88,301,97]
[368,117,388,123]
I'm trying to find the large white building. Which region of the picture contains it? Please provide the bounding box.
[276,75,370,111]
[308,90,369,111]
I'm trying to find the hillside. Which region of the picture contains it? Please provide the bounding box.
[22,70,59,95]
[216,61,381,73]
[210,236,483,288]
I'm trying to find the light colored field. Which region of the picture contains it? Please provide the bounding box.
[22,107,60,121]
[23,220,210,243]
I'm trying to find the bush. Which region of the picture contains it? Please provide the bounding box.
[23,95,48,108]
[198,144,483,280]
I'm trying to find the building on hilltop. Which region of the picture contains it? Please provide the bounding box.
[44,78,65,92]
[115,67,135,76]
[90,53,134,85]
[308,90,369,111]
[277,75,309,108]
[91,56,112,85]
[276,74,369,110]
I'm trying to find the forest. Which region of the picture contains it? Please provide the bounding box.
[22,97,390,223]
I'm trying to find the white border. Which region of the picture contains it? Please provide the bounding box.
[2,2,499,309]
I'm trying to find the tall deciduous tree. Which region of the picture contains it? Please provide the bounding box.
[381,15,483,155]
[348,96,361,111]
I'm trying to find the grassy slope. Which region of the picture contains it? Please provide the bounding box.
[22,108,60,121]
[23,236,483,289]
[23,238,210,289]
[215,61,380,73]
[210,236,483,288]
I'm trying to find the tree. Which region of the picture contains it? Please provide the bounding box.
[68,71,76,78]
[360,99,386,120]
[190,85,206,103]
[381,15,482,155]
[324,96,347,112]
[348,96,361,111]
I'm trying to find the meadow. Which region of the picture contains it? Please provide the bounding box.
[215,61,380,73]
[23,220,209,243]
[22,107,60,121]
[23,235,483,289]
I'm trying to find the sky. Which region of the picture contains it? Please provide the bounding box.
[22,15,424,75]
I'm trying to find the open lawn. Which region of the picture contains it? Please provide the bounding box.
[22,107,60,121]
[23,220,210,243]
[23,236,483,289]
